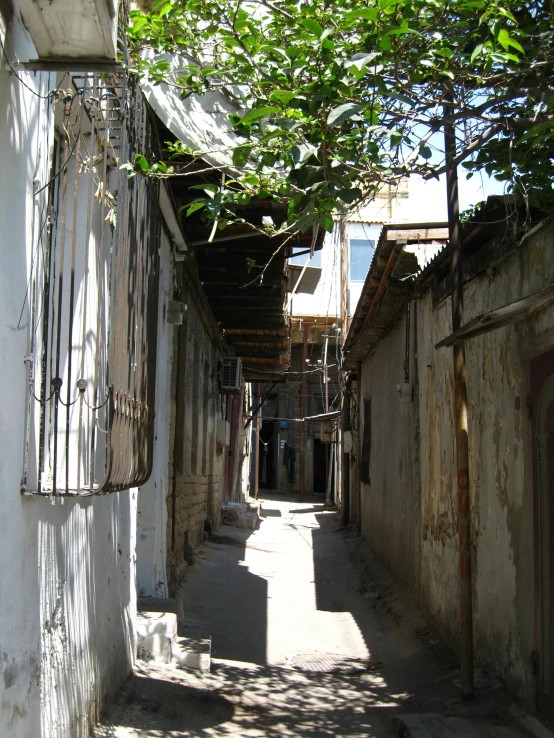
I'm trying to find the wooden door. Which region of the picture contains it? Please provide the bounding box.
[531,349,554,720]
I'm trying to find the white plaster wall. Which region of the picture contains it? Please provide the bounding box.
[136,230,174,598]
[291,225,341,319]
[0,11,136,737]
[359,316,421,587]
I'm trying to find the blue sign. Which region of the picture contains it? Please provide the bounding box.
[280,421,288,429]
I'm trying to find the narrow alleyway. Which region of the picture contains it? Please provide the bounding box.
[95,496,542,738]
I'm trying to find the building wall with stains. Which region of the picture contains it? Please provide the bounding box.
[417,220,554,706]
[357,217,554,708]
[358,314,421,588]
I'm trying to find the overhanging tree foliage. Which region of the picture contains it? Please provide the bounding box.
[127,0,554,236]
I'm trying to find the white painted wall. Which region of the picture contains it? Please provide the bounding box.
[292,176,448,321]
[291,225,341,319]
[0,9,136,737]
[136,229,175,598]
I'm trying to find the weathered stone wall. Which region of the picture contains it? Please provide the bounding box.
[356,217,554,708]
[166,266,226,592]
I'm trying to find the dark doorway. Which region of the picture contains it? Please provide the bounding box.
[531,348,554,721]
[259,421,277,489]
[313,439,327,493]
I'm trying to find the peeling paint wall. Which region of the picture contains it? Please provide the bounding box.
[136,229,175,599]
[418,223,554,706]
[357,218,554,709]
[0,11,136,737]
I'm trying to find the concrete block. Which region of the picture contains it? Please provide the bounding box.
[221,502,246,527]
[136,611,178,663]
[239,511,259,530]
[172,633,212,672]
[137,596,185,629]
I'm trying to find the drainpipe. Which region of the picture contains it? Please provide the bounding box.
[300,324,308,500]
[254,383,260,500]
[444,94,474,701]
[341,374,354,526]
[356,360,363,531]
[324,332,331,505]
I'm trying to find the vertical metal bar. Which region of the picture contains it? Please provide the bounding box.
[300,324,308,500]
[66,106,82,493]
[254,383,260,500]
[53,136,70,495]
[38,138,58,495]
[444,94,474,701]
[77,92,97,493]
[90,100,110,491]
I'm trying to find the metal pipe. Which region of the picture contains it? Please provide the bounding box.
[323,332,331,505]
[404,294,411,383]
[254,383,261,500]
[341,374,353,526]
[300,324,308,500]
[444,94,474,701]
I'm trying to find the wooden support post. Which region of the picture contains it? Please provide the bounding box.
[444,95,474,701]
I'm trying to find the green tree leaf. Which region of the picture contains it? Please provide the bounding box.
[328,103,364,128]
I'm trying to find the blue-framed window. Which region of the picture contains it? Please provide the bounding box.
[349,239,375,281]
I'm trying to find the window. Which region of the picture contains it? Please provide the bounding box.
[289,247,322,268]
[350,239,375,281]
[23,74,161,495]
[360,399,371,484]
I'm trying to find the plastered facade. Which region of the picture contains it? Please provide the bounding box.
[356,217,554,708]
[0,10,137,737]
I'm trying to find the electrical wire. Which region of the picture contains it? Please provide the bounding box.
[0,35,53,99]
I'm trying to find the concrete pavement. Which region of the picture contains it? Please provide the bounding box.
[95,493,548,738]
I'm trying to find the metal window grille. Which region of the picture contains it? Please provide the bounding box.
[360,398,372,485]
[22,72,161,496]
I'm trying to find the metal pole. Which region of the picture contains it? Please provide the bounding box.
[323,333,331,505]
[254,383,260,500]
[300,325,308,500]
[444,94,474,701]
[341,377,351,526]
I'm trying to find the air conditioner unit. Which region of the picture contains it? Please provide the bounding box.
[18,0,119,61]
[221,357,242,393]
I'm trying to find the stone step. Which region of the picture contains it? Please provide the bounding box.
[221,501,260,530]
[136,611,178,664]
[172,628,212,672]
[138,596,185,629]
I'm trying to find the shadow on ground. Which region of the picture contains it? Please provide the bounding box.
[94,671,235,736]
[96,658,400,737]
